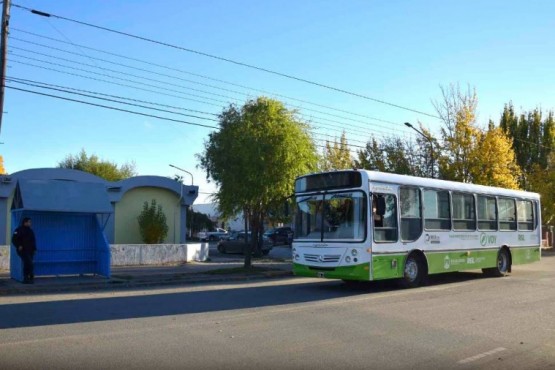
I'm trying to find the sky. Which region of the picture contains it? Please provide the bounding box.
[2,0,554,203]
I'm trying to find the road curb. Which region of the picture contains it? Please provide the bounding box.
[0,270,294,296]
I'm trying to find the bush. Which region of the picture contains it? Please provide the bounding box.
[137,199,169,244]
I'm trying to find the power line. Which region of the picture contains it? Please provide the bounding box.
[7,76,218,116]
[11,30,410,127]
[9,59,225,107]
[7,78,220,121]
[9,52,238,105]
[12,4,440,119]
[6,83,382,154]
[7,85,219,129]
[10,58,401,139]
[9,38,411,134]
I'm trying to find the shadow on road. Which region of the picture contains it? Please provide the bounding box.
[0,270,490,330]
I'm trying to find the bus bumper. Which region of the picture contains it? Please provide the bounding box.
[293,262,370,281]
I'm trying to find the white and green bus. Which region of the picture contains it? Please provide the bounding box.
[292,170,541,287]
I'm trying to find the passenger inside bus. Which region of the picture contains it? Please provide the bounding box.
[372,195,384,227]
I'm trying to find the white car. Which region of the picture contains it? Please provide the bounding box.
[197,228,228,241]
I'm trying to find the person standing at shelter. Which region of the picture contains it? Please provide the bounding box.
[13,217,37,284]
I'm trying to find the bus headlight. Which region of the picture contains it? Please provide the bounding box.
[345,256,351,263]
[292,248,296,253]
[351,249,358,257]
[294,254,300,261]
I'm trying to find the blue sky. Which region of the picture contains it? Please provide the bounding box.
[3,0,554,202]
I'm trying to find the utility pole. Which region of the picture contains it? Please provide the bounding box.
[0,0,10,134]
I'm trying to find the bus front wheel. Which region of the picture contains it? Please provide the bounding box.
[402,253,426,288]
[483,248,510,277]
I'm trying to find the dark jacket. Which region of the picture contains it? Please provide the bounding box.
[12,226,36,254]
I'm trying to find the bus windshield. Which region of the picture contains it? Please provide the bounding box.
[295,191,367,242]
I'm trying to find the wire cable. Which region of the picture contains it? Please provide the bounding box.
[12,4,440,119]
[6,78,220,121]
[9,38,411,134]
[6,85,219,129]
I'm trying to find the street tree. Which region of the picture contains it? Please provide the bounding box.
[528,152,555,224]
[58,149,137,181]
[433,84,520,188]
[354,133,435,178]
[320,132,353,170]
[499,103,555,188]
[471,126,521,189]
[198,97,318,268]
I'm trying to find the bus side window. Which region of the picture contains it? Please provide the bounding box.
[400,187,422,241]
[452,192,476,230]
[517,200,534,231]
[373,194,398,242]
[424,189,451,230]
[498,198,517,231]
[478,195,497,230]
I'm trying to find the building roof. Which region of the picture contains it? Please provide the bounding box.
[14,179,113,213]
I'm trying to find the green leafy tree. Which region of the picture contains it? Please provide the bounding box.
[58,149,137,181]
[137,199,169,244]
[499,103,555,188]
[354,132,436,178]
[198,97,317,268]
[320,132,353,170]
[528,152,555,225]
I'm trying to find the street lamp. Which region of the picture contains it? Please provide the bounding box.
[169,164,194,185]
[169,164,195,239]
[404,122,435,178]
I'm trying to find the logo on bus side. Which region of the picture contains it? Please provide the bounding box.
[444,255,450,269]
[480,233,496,246]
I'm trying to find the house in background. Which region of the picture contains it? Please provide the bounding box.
[192,203,245,231]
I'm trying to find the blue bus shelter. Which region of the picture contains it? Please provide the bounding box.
[10,179,112,282]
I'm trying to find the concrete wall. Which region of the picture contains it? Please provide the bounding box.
[0,243,209,271]
[0,245,8,270]
[110,243,208,266]
[115,187,181,244]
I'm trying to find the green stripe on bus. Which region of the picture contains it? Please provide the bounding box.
[511,246,541,264]
[372,254,407,280]
[293,263,370,281]
[425,249,498,274]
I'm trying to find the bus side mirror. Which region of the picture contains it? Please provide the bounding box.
[376,197,386,216]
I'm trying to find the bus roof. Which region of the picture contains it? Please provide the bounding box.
[364,170,540,199]
[295,170,539,200]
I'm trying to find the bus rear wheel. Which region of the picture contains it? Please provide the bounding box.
[483,248,510,277]
[402,253,426,288]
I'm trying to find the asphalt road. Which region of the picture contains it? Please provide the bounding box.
[1,254,555,370]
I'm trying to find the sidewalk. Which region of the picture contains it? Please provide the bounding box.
[0,259,293,295]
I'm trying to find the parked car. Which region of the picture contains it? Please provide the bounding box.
[264,227,294,246]
[217,231,273,255]
[197,228,228,241]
